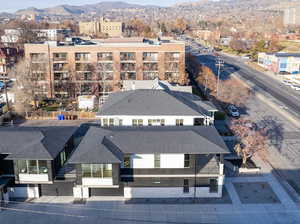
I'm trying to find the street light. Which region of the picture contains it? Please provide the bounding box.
[215,56,224,97]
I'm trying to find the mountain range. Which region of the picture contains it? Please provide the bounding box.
[14,1,160,16]
[2,0,300,18]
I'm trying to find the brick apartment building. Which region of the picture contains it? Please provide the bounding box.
[24,38,186,99]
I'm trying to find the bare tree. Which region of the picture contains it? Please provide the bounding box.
[231,119,267,165]
[8,57,48,116]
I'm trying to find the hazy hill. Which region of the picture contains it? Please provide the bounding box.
[15,1,160,16]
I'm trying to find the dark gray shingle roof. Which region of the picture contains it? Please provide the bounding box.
[68,126,229,164]
[98,89,215,116]
[68,128,122,164]
[0,127,77,160]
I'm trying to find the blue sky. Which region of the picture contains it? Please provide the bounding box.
[1,0,196,13]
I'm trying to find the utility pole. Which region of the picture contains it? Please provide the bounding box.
[215,56,224,98]
[4,79,10,112]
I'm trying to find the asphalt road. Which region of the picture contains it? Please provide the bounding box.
[195,53,300,120]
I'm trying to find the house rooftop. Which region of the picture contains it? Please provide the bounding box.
[97,89,217,117]
[69,126,230,164]
[0,126,77,160]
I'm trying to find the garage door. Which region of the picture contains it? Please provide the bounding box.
[9,187,28,198]
[90,187,124,196]
[40,182,74,196]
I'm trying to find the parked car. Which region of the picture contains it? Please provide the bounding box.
[226,105,240,118]
[282,80,294,86]
[290,85,300,91]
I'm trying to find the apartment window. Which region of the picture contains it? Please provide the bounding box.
[154,154,160,168]
[143,52,158,61]
[176,119,184,126]
[121,72,136,80]
[76,63,93,72]
[17,160,48,175]
[97,52,113,61]
[53,53,67,61]
[143,63,158,71]
[132,119,143,126]
[209,178,218,193]
[165,52,180,61]
[165,62,179,72]
[120,52,136,61]
[97,72,113,80]
[103,119,108,127]
[97,63,113,71]
[183,179,189,193]
[82,164,112,178]
[30,53,46,62]
[165,72,180,82]
[121,63,136,71]
[81,83,93,94]
[75,52,90,61]
[148,119,165,126]
[184,154,190,168]
[77,72,93,81]
[54,72,69,81]
[109,118,114,126]
[124,155,131,168]
[143,72,159,80]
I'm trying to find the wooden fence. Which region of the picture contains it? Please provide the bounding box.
[26,111,96,120]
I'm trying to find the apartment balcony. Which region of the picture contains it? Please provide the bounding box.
[53,53,68,62]
[143,63,158,71]
[120,53,136,61]
[53,63,69,72]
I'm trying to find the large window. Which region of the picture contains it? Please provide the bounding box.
[17,160,48,174]
[183,179,189,193]
[132,119,143,126]
[148,119,165,126]
[154,154,160,168]
[120,52,136,61]
[75,52,90,61]
[184,154,190,168]
[97,52,113,61]
[82,164,112,178]
[143,52,158,61]
[176,119,184,126]
[209,178,218,193]
[124,155,131,168]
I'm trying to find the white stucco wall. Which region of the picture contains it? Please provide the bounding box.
[98,115,211,126]
[82,178,113,186]
[132,154,155,168]
[130,154,185,169]
[160,154,184,168]
[19,174,49,183]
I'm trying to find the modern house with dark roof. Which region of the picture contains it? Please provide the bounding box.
[68,126,229,199]
[97,89,218,127]
[0,126,77,199]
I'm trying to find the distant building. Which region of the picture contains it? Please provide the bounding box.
[1,29,22,43]
[284,7,300,26]
[1,28,72,43]
[79,17,123,37]
[258,52,300,74]
[0,47,22,80]
[192,29,220,42]
[35,29,72,41]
